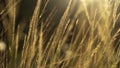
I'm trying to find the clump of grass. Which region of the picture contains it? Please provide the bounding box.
[0,0,120,68]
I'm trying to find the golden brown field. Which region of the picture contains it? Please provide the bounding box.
[0,0,120,68]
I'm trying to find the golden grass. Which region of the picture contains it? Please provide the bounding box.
[0,0,120,68]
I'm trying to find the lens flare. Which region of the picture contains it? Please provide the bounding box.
[0,41,6,51]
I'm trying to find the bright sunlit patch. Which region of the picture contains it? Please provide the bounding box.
[0,41,6,51]
[80,0,100,4]
[77,0,111,16]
